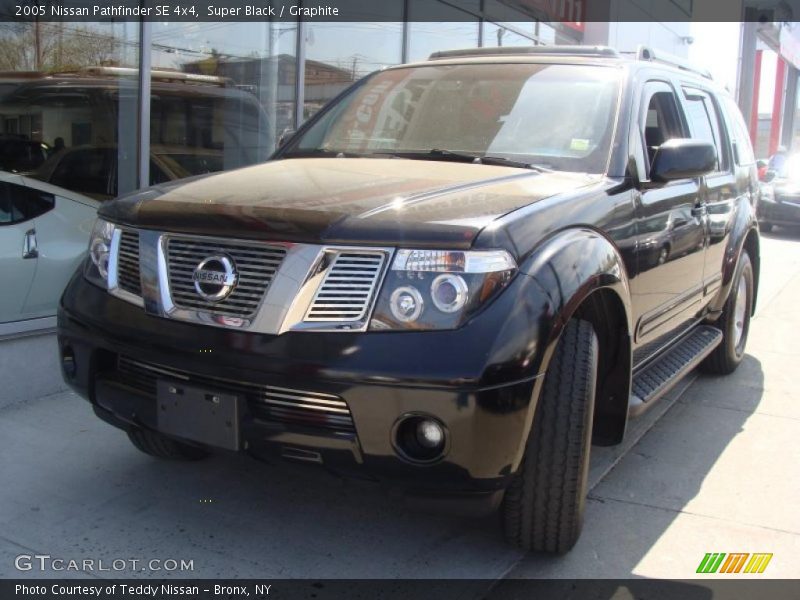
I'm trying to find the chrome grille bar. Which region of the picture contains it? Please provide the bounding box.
[304,251,387,322]
[166,237,286,318]
[116,356,355,433]
[117,230,142,296]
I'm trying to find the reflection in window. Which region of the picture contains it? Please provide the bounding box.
[407,0,479,63]
[483,23,537,48]
[292,63,621,173]
[0,22,139,198]
[303,19,403,121]
[151,19,298,177]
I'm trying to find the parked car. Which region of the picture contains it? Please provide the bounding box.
[58,46,760,552]
[0,172,98,325]
[30,144,224,202]
[758,152,800,231]
[0,135,50,173]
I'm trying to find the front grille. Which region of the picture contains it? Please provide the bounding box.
[115,356,355,434]
[166,237,286,318]
[305,251,387,322]
[117,230,142,296]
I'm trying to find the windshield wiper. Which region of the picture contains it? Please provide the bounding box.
[281,148,367,159]
[370,149,550,171]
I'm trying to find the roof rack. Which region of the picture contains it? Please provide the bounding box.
[428,45,621,60]
[78,66,231,86]
[635,45,712,79]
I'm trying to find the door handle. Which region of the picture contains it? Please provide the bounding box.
[691,204,707,218]
[22,229,38,259]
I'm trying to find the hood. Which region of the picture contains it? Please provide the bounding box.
[101,158,600,249]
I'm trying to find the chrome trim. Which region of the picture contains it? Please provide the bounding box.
[116,355,355,432]
[107,228,144,308]
[106,227,393,334]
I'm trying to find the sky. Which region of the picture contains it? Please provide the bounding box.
[689,22,779,115]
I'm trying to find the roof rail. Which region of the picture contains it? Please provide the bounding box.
[635,45,712,79]
[78,66,231,86]
[428,45,621,60]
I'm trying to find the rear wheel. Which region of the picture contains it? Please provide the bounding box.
[700,251,753,375]
[127,428,209,461]
[502,319,598,553]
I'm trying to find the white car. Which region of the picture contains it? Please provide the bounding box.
[0,172,98,333]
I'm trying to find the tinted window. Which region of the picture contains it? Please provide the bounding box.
[0,181,54,225]
[290,63,622,173]
[721,96,755,166]
[683,88,727,171]
[50,149,112,196]
[642,87,685,173]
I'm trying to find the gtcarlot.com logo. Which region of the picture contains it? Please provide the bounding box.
[696,552,773,574]
[14,554,194,573]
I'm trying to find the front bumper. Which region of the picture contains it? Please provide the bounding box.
[58,271,543,509]
[758,195,800,226]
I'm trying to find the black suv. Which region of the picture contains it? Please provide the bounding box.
[58,46,761,553]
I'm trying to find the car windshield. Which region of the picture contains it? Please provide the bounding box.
[286,62,621,173]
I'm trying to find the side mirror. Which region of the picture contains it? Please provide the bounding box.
[277,128,296,148]
[650,138,717,183]
[763,169,777,183]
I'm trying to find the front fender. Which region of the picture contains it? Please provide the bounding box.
[519,227,633,350]
[489,228,634,465]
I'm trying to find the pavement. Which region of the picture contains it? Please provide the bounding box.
[0,230,798,582]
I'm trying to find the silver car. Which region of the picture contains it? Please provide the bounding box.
[0,172,98,331]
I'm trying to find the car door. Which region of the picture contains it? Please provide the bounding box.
[17,178,98,319]
[679,86,739,303]
[631,80,708,352]
[0,177,53,323]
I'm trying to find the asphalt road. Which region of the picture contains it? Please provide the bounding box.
[1,230,798,581]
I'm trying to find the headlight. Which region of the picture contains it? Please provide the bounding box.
[84,218,115,288]
[369,249,516,331]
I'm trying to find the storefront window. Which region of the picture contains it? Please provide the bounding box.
[483,23,537,48]
[303,3,403,121]
[150,19,297,178]
[0,22,140,200]
[407,0,479,63]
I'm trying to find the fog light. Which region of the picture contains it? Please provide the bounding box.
[417,419,444,448]
[393,414,448,463]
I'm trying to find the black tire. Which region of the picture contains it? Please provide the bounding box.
[502,319,598,553]
[700,251,753,375]
[127,428,209,461]
[760,223,773,233]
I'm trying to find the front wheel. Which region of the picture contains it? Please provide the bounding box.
[700,251,753,375]
[502,318,598,553]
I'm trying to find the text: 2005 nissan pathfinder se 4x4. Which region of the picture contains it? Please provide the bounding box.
[58,46,761,552]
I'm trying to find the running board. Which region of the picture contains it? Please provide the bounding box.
[629,325,722,417]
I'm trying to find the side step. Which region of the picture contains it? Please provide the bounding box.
[629,325,722,417]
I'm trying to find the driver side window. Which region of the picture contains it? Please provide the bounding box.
[642,86,685,177]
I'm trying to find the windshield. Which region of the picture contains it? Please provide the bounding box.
[286,62,621,173]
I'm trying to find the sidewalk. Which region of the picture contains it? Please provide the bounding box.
[504,228,800,579]
[0,232,797,580]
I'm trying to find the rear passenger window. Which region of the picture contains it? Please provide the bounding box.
[0,181,55,225]
[722,96,756,166]
[682,88,728,172]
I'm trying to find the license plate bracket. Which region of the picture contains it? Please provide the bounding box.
[156,380,240,451]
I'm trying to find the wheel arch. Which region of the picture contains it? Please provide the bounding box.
[518,227,634,449]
